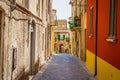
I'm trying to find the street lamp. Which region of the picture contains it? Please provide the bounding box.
[11,0,16,11]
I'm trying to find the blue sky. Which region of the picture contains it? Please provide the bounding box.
[52,0,71,20]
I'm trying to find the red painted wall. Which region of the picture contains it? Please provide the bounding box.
[87,0,120,70]
[97,0,120,70]
[86,0,96,53]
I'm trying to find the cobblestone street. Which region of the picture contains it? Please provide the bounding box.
[32,54,97,80]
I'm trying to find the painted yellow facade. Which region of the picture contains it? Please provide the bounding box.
[70,31,76,55]
[69,0,86,59]
[86,50,120,80]
[51,26,55,54]
[69,0,81,57]
[50,9,57,54]
[80,0,87,61]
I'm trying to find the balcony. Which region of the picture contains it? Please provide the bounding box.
[74,15,81,27]
[68,16,81,31]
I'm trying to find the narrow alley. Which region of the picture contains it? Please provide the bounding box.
[32,54,97,80]
[0,0,120,80]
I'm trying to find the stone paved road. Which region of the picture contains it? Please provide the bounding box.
[32,54,98,80]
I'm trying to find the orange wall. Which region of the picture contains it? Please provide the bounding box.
[87,0,120,70]
[86,0,96,53]
[97,0,120,70]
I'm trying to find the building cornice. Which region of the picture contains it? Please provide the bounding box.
[54,30,70,33]
[6,0,42,22]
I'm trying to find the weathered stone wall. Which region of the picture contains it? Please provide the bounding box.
[11,10,29,80]
[0,1,46,80]
[55,20,68,30]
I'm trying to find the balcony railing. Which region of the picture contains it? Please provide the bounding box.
[69,15,81,30]
[74,15,81,27]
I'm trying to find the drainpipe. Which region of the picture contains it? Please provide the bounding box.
[95,0,98,76]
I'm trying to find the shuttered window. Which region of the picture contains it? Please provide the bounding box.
[58,34,65,40]
[58,34,60,40]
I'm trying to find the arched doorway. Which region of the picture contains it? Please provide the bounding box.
[0,7,4,80]
[29,19,36,75]
[59,44,64,53]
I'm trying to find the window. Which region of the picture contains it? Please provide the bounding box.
[58,34,65,40]
[36,0,40,17]
[107,0,117,42]
[89,6,94,38]
[12,48,17,71]
[84,0,87,12]
[48,0,51,14]
[23,0,29,9]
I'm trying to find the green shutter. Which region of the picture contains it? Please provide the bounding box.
[63,35,65,40]
[69,23,74,29]
[58,34,60,40]
[74,15,78,26]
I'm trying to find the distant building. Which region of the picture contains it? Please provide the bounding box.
[54,20,70,53]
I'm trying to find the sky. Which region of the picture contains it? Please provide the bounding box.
[52,0,71,20]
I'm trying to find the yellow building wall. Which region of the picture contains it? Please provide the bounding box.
[55,32,69,53]
[51,27,55,54]
[86,50,120,80]
[70,31,76,55]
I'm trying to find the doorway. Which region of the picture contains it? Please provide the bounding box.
[0,8,4,80]
[29,20,36,75]
[59,44,64,53]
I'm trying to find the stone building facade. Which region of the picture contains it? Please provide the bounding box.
[69,0,86,60]
[54,20,70,53]
[50,9,57,54]
[0,0,52,80]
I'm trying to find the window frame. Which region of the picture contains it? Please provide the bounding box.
[36,0,40,17]
[89,6,94,38]
[106,0,117,42]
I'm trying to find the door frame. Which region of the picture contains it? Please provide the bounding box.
[0,7,4,80]
[29,19,36,75]
[59,44,64,53]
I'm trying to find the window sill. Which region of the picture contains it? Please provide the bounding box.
[106,38,117,43]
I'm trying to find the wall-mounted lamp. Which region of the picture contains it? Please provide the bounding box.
[69,0,74,5]
[11,0,16,11]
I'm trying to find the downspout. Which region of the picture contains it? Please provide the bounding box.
[95,0,98,76]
